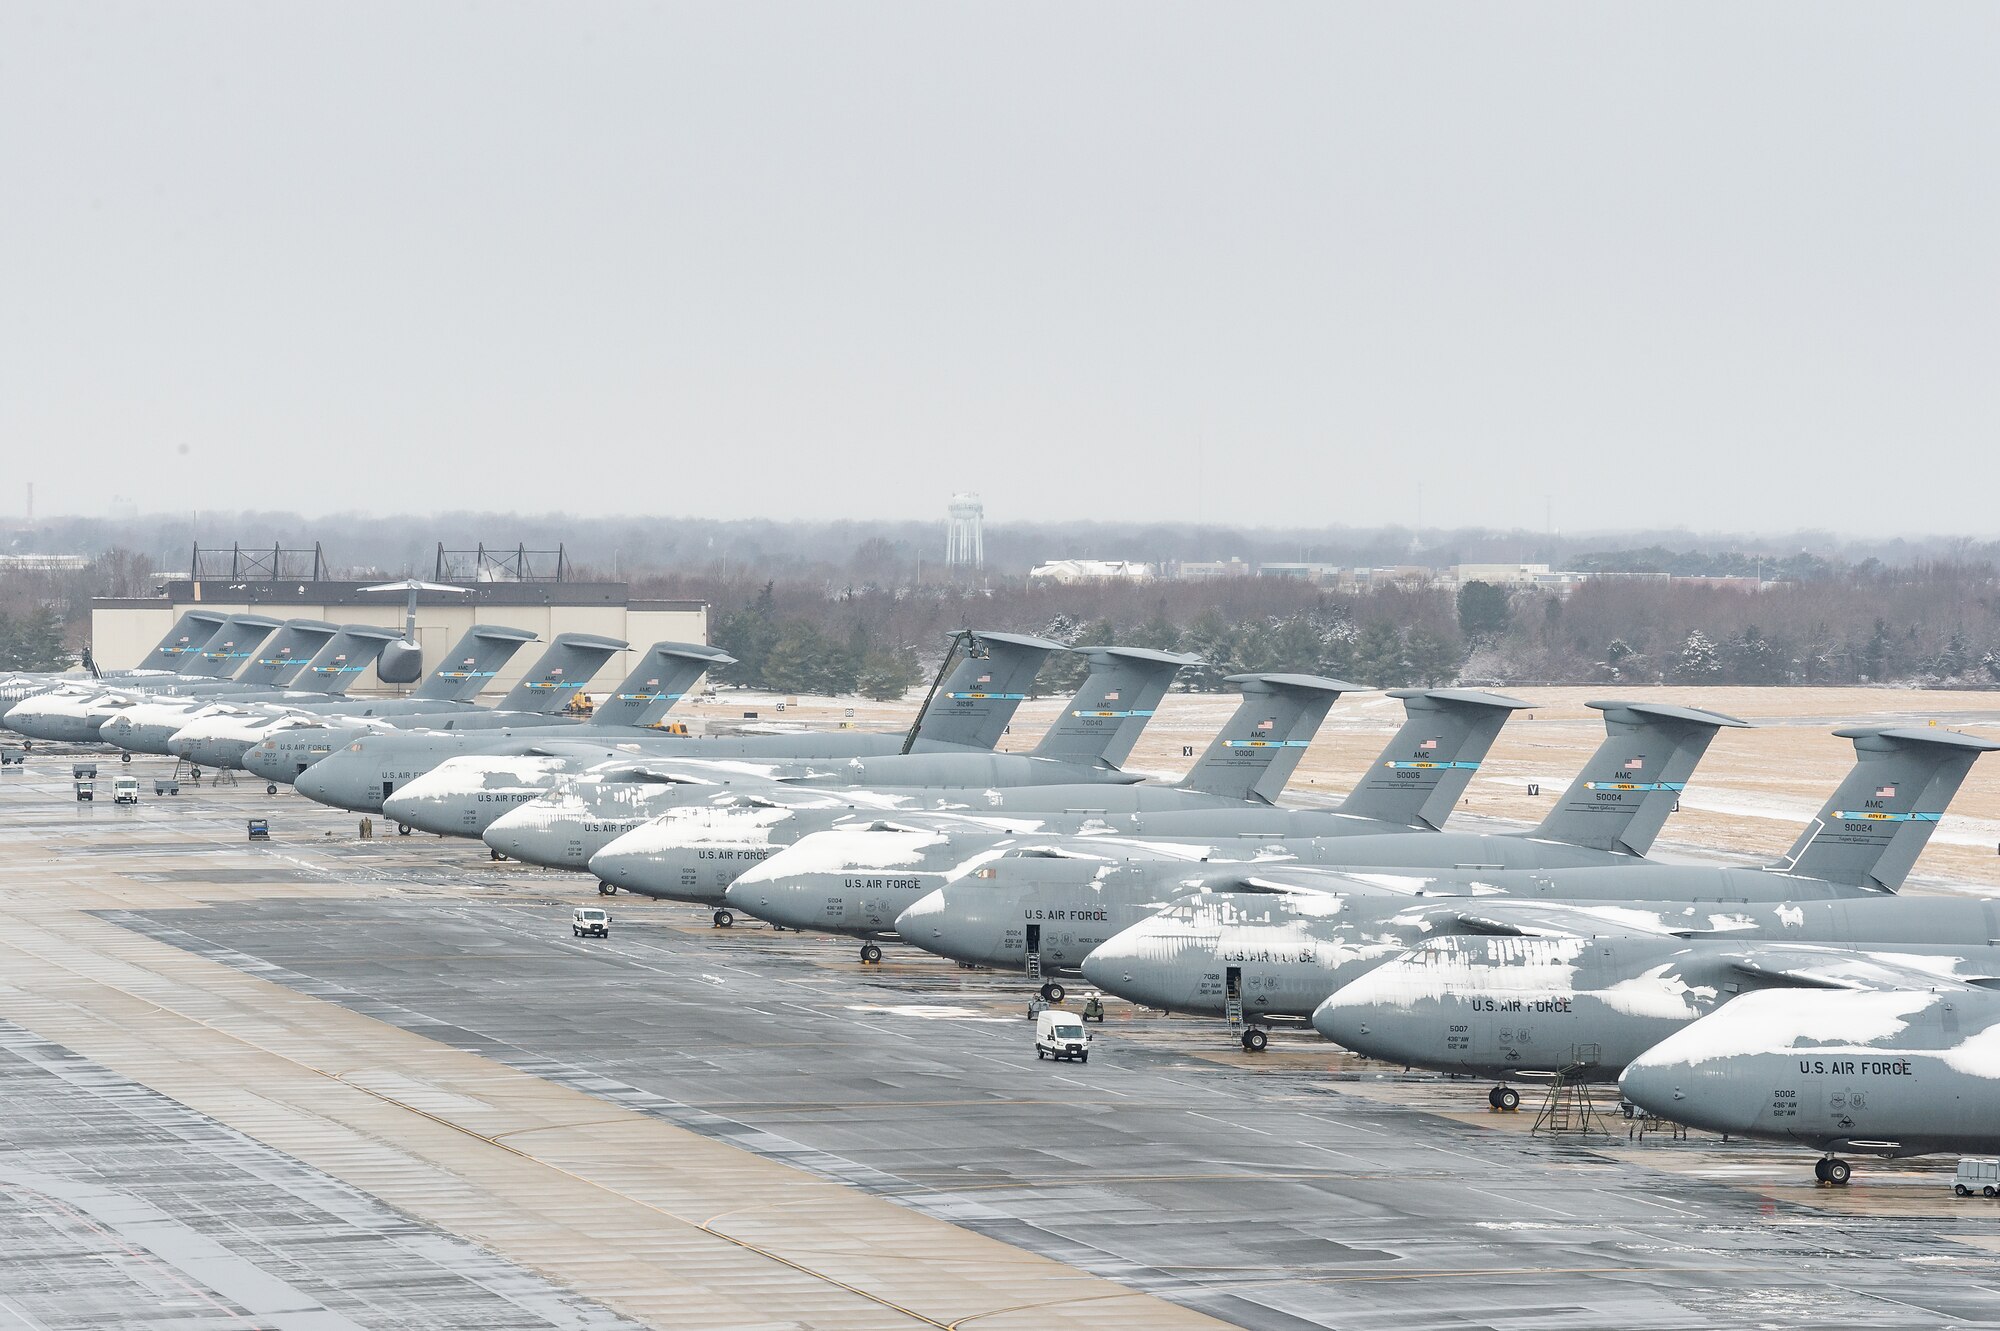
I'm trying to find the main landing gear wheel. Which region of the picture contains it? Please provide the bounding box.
[860,942,884,964]
[1241,1027,1269,1053]
[1038,981,1065,1003]
[1815,1157,1852,1186]
[713,908,734,929]
[1489,1086,1522,1111]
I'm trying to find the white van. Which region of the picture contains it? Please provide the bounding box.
[1955,1158,2000,1197]
[1035,1009,1091,1063]
[573,906,611,939]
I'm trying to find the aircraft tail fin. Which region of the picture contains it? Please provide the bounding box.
[230,619,340,689]
[1778,726,2000,890]
[495,634,628,713]
[907,630,1064,753]
[184,615,283,679]
[134,611,230,673]
[1030,645,1199,768]
[1177,673,1363,803]
[410,625,539,701]
[1337,688,1536,829]
[1529,701,1750,854]
[590,641,736,728]
[296,625,402,694]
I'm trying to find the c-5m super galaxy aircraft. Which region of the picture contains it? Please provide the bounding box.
[1074,725,1995,1058]
[1622,986,2000,1187]
[0,608,231,709]
[289,630,1066,817]
[583,671,1384,929]
[572,683,1526,909]
[888,701,1749,996]
[383,643,1199,844]
[4,616,389,744]
[97,622,408,755]
[161,631,653,770]
[710,684,1534,951]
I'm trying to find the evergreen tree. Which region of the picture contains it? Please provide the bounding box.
[1676,629,1721,682]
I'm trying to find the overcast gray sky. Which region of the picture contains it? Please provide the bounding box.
[3,4,1994,535]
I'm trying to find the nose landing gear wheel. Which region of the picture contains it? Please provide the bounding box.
[713,908,734,928]
[266,783,277,795]
[121,752,131,764]
[1038,981,1065,1003]
[860,942,883,964]
[1816,1157,1851,1186]
[1241,1027,1268,1053]
[597,881,615,896]
[1489,1086,1522,1111]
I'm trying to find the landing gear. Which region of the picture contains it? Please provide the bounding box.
[490,848,507,862]
[396,823,411,836]
[1241,1027,1269,1053]
[1488,1085,1522,1112]
[1038,980,1065,1003]
[266,783,277,795]
[1815,1156,1852,1186]
[860,942,883,964]
[121,751,131,764]
[597,881,616,896]
[713,908,734,928]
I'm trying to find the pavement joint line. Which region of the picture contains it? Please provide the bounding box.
[0,899,1232,1330]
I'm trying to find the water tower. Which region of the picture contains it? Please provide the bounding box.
[945,493,984,572]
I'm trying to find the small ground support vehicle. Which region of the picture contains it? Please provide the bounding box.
[1955,1159,2000,1197]
[247,818,270,841]
[112,776,139,805]
[573,906,611,938]
[1035,1009,1091,1062]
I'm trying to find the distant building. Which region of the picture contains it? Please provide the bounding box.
[0,553,88,572]
[1029,559,1155,585]
[1174,558,1253,580]
[1449,562,1584,593]
[1255,562,1344,582]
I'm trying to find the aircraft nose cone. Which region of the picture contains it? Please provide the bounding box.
[589,838,666,896]
[1615,1060,1686,1120]
[893,888,946,940]
[294,757,366,810]
[1311,984,1407,1059]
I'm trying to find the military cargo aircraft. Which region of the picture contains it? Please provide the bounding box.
[290,630,1063,816]
[1621,986,2000,1186]
[388,643,1198,844]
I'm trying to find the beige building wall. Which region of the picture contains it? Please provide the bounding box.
[92,599,708,700]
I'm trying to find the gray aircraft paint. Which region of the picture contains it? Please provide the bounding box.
[583,673,1457,905]
[1081,727,2000,1019]
[425,644,1195,845]
[1314,933,2000,1085]
[1621,987,2000,1160]
[0,611,233,721]
[290,629,1062,813]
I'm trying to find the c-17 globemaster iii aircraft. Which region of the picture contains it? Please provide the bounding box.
[1621,986,2000,1187]
[387,643,1200,844]
[1083,724,1998,1050]
[290,630,1066,815]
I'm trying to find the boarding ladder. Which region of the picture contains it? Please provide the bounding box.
[1533,1045,1606,1135]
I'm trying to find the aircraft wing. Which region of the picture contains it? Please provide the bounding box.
[1726,944,2000,993]
[1445,902,1718,938]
